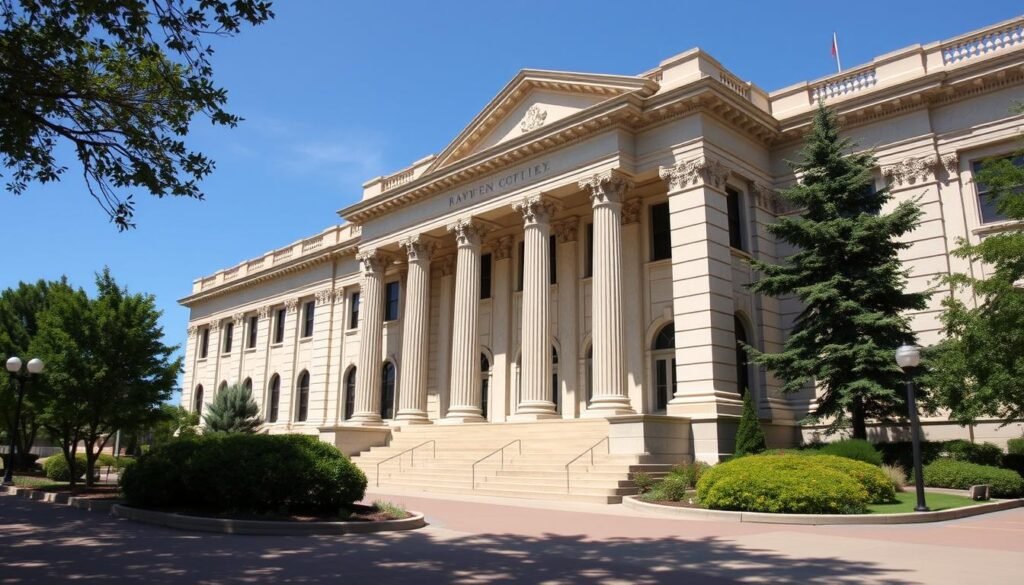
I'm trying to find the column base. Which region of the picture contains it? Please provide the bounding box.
[512,400,559,420]
[344,414,385,427]
[439,405,486,424]
[392,410,432,425]
[667,391,743,418]
[583,395,635,417]
[510,412,560,421]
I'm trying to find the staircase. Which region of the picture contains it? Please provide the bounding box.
[350,419,673,504]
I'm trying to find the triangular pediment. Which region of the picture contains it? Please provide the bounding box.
[430,70,655,171]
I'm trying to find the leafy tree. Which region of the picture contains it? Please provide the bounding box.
[143,404,200,451]
[32,269,180,487]
[734,389,766,456]
[922,104,1024,424]
[203,383,262,434]
[747,102,928,439]
[0,0,274,229]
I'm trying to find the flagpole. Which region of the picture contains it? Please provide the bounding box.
[833,32,842,73]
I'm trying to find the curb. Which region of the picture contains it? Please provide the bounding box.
[622,494,1024,525]
[2,485,121,513]
[110,504,427,535]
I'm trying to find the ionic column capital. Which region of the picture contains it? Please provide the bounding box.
[447,218,485,248]
[399,234,437,263]
[512,194,559,227]
[659,157,732,191]
[579,170,632,207]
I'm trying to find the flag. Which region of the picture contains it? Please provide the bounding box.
[831,33,838,57]
[831,32,842,73]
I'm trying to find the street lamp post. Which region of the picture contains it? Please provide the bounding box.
[3,356,44,485]
[895,344,929,512]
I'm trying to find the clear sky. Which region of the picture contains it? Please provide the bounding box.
[2,1,1021,398]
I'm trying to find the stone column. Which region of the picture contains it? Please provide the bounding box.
[620,200,645,412]
[554,218,579,418]
[443,219,486,423]
[395,235,434,424]
[349,250,388,425]
[513,194,559,419]
[490,236,514,422]
[578,171,636,416]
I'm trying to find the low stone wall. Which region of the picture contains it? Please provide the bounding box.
[111,505,426,535]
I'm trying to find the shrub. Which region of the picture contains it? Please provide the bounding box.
[734,390,766,456]
[1007,438,1024,456]
[819,439,883,466]
[121,434,367,515]
[1002,454,1024,478]
[881,464,907,492]
[668,461,709,488]
[0,453,40,471]
[647,475,691,502]
[43,454,87,481]
[943,440,1003,467]
[805,454,896,503]
[202,383,262,434]
[876,441,946,471]
[696,454,871,514]
[922,459,1024,498]
[630,471,655,494]
[96,453,118,468]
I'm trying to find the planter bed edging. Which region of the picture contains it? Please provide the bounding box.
[2,484,119,513]
[622,494,1024,525]
[111,504,427,535]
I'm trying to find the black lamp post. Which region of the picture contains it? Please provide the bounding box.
[3,356,44,485]
[895,344,928,512]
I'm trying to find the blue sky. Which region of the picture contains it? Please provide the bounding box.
[2,1,1021,397]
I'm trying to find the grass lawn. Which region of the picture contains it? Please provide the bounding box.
[11,476,67,489]
[868,491,979,514]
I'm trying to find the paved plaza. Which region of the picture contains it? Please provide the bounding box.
[1,490,1022,584]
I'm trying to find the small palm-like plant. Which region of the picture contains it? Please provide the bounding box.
[203,383,263,434]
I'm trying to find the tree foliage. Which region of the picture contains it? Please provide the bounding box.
[202,383,262,434]
[0,0,274,229]
[921,104,1024,424]
[734,390,766,456]
[747,102,928,439]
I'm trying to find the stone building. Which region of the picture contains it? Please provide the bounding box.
[180,17,1024,498]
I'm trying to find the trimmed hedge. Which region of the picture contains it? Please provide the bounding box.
[43,454,87,481]
[1006,438,1024,456]
[645,462,710,502]
[696,454,873,514]
[120,434,367,515]
[0,453,40,471]
[818,439,883,466]
[943,440,1003,467]
[876,440,1005,471]
[922,459,1024,498]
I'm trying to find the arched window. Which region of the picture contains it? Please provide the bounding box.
[734,316,750,397]
[381,362,396,419]
[268,374,280,423]
[242,377,252,392]
[344,367,356,421]
[296,371,310,422]
[585,345,593,404]
[551,346,559,412]
[652,323,676,412]
[193,385,204,417]
[480,354,490,419]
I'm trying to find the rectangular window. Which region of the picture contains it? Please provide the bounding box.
[516,241,525,292]
[384,281,400,322]
[650,202,671,261]
[247,315,258,349]
[274,308,286,344]
[199,328,209,359]
[349,292,360,329]
[302,300,315,338]
[222,322,233,354]
[549,234,557,285]
[584,223,594,278]
[973,156,1023,224]
[480,253,492,299]
[726,187,744,251]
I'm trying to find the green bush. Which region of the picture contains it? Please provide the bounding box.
[803,454,895,503]
[734,390,766,456]
[696,454,871,514]
[876,441,946,471]
[922,459,1024,498]
[121,434,367,515]
[0,453,40,471]
[43,454,87,481]
[648,475,691,502]
[630,471,655,494]
[819,439,883,466]
[1007,438,1024,456]
[96,453,117,468]
[668,461,709,488]
[943,440,1003,467]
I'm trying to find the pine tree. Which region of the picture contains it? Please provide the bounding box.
[747,102,928,440]
[734,390,766,456]
[203,383,263,434]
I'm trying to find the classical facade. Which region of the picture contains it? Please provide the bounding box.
[181,17,1024,463]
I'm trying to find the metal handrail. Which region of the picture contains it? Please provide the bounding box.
[564,437,609,493]
[375,440,437,487]
[471,439,522,489]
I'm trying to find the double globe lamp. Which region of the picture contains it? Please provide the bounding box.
[4,356,44,485]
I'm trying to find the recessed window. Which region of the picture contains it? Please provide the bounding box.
[243,377,252,392]
[296,371,310,422]
[480,354,490,419]
[194,385,204,417]
[735,315,750,397]
[302,300,315,338]
[344,367,357,420]
[247,315,258,349]
[549,234,557,285]
[973,155,1022,224]
[381,362,396,419]
[268,374,280,423]
[199,328,210,359]
[222,322,233,354]
[584,223,594,278]
[516,241,525,292]
[349,292,361,329]
[650,202,671,261]
[273,308,286,344]
[480,253,492,299]
[726,188,745,251]
[384,281,400,322]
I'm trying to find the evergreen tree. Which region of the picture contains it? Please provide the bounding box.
[734,390,766,456]
[747,102,928,439]
[203,383,262,434]
[922,104,1024,424]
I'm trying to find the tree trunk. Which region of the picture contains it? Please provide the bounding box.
[851,398,868,440]
[84,439,96,488]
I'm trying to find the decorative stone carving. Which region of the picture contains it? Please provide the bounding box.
[658,157,732,191]
[621,199,641,225]
[578,170,632,205]
[432,255,456,277]
[447,218,484,248]
[492,236,514,260]
[284,298,299,314]
[257,305,271,320]
[333,289,347,304]
[400,234,436,262]
[553,218,579,243]
[882,156,938,186]
[513,194,559,226]
[356,249,389,275]
[519,105,548,133]
[315,289,333,306]
[187,325,197,338]
[209,319,221,333]
[753,182,784,214]
[232,312,246,326]
[941,153,960,179]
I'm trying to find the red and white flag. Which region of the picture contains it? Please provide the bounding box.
[831,32,842,73]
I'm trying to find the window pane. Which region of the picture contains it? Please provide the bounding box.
[350,292,360,329]
[274,308,286,343]
[297,372,309,422]
[549,234,557,285]
[517,241,525,291]
[248,316,258,348]
[480,253,492,299]
[972,158,1021,224]
[384,282,400,321]
[269,376,279,423]
[200,329,209,358]
[727,188,744,250]
[585,223,594,278]
[650,202,671,260]
[303,301,315,337]
[223,323,233,354]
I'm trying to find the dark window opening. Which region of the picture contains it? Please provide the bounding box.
[516,241,525,291]
[302,301,315,338]
[268,375,280,423]
[199,328,209,359]
[194,385,204,417]
[296,371,310,422]
[381,363,396,419]
[222,322,233,354]
[344,368,356,420]
[384,281,400,321]
[726,188,744,250]
[480,254,493,299]
[247,315,258,348]
[585,223,594,278]
[973,156,1023,224]
[650,202,671,261]
[274,308,286,344]
[480,354,490,419]
[735,316,750,397]
[549,234,557,285]
[349,292,361,329]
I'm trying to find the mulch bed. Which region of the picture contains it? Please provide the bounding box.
[141,503,410,523]
[639,498,703,509]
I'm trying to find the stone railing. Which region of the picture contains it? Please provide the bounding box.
[301,234,324,252]
[273,247,293,262]
[718,71,751,100]
[941,21,1024,65]
[381,168,415,192]
[247,258,264,272]
[223,267,239,281]
[809,68,877,101]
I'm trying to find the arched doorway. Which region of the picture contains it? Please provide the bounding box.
[343,367,356,421]
[652,323,676,412]
[381,362,396,419]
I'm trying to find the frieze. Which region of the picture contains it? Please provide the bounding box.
[315,289,333,306]
[882,156,938,187]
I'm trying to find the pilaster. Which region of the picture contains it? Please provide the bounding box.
[554,218,580,418]
[490,236,514,422]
